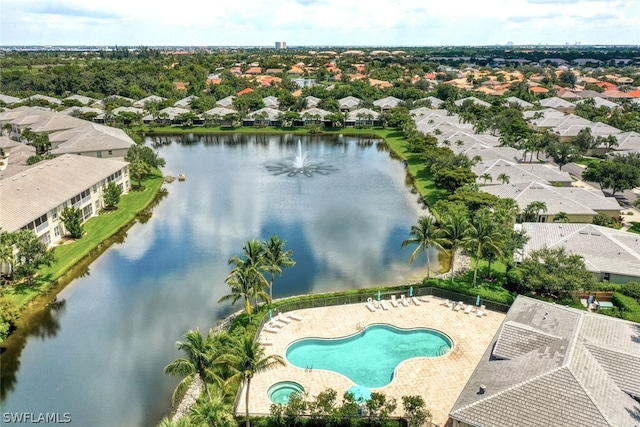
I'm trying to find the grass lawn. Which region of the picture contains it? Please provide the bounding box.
[628,222,640,235]
[574,157,602,168]
[4,172,164,309]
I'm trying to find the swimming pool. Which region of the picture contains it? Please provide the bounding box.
[285,324,453,388]
[268,381,305,405]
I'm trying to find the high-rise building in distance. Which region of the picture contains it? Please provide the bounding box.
[275,41,287,49]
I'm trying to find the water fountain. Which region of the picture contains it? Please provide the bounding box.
[266,140,336,177]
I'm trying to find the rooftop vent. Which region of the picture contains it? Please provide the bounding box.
[478,385,486,395]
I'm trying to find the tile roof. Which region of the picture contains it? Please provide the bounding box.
[518,222,640,277]
[450,296,640,427]
[473,159,572,186]
[0,155,129,232]
[481,182,620,216]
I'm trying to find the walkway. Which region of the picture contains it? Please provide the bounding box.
[241,295,505,426]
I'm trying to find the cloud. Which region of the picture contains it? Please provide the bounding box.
[31,3,122,20]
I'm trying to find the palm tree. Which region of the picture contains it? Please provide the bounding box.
[189,395,237,427]
[479,173,492,185]
[164,329,218,405]
[262,235,295,300]
[401,216,446,278]
[497,173,510,185]
[522,201,547,222]
[553,211,570,223]
[440,212,470,281]
[228,239,269,307]
[219,266,269,322]
[466,210,505,287]
[0,231,15,280]
[221,335,285,427]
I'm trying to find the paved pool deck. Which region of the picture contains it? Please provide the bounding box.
[238,295,505,426]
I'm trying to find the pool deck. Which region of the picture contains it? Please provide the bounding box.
[238,295,505,426]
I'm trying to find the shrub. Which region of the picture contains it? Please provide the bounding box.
[620,283,640,300]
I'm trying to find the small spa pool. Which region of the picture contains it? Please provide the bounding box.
[286,324,453,388]
[268,381,305,404]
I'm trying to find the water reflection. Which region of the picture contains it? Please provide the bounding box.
[1,134,445,427]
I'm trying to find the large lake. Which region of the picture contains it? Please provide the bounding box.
[0,134,443,426]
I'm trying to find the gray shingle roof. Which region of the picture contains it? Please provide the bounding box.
[449,296,640,427]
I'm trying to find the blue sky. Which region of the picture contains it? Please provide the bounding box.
[1,0,638,46]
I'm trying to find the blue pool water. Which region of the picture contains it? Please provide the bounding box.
[286,324,453,388]
[268,381,305,404]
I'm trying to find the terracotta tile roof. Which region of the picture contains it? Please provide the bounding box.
[245,67,262,75]
[173,81,188,91]
[529,86,549,93]
[237,88,254,96]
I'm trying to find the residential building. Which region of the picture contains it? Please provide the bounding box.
[449,295,640,427]
[473,159,572,187]
[481,182,621,223]
[0,155,130,246]
[517,222,640,282]
[338,96,361,112]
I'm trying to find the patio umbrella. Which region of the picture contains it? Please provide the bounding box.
[409,286,413,297]
[269,309,273,320]
[476,295,480,306]
[377,290,381,301]
[347,385,372,403]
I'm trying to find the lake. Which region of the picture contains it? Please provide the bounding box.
[0,133,444,426]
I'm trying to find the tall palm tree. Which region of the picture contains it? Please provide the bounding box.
[497,173,510,184]
[219,266,269,322]
[401,216,446,279]
[228,239,269,308]
[466,210,505,287]
[262,235,295,300]
[440,212,471,281]
[222,336,285,427]
[479,173,492,185]
[164,329,218,405]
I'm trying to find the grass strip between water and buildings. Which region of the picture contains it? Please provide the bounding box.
[5,171,164,309]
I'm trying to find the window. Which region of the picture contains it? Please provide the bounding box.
[82,204,93,221]
[603,272,611,281]
[92,184,97,193]
[95,200,101,210]
[108,150,113,156]
[54,226,60,237]
[39,232,51,246]
[51,207,58,220]
[96,151,102,158]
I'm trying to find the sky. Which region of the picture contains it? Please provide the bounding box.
[1,0,638,47]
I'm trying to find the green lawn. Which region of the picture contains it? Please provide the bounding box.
[574,157,602,168]
[5,172,164,309]
[628,222,640,235]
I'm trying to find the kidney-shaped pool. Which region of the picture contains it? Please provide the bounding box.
[285,323,453,388]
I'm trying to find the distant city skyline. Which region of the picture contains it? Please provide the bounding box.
[2,0,638,47]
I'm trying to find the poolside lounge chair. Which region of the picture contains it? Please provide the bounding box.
[277,313,291,324]
[268,320,284,329]
[380,300,390,310]
[411,297,421,306]
[400,295,410,307]
[454,302,464,311]
[288,312,304,321]
[464,305,473,314]
[390,295,399,308]
[264,325,280,334]
[365,302,377,312]
[443,299,452,308]
[476,309,485,317]
[260,338,274,346]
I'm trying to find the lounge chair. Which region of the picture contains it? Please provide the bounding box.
[365,302,377,312]
[264,325,280,334]
[277,313,291,324]
[443,299,452,308]
[288,312,304,321]
[390,295,399,308]
[260,338,274,346]
[464,305,473,314]
[269,320,284,329]
[454,303,464,311]
[380,300,390,310]
[412,297,421,306]
[400,295,410,307]
[476,309,485,317]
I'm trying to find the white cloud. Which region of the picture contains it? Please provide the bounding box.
[1,0,636,45]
